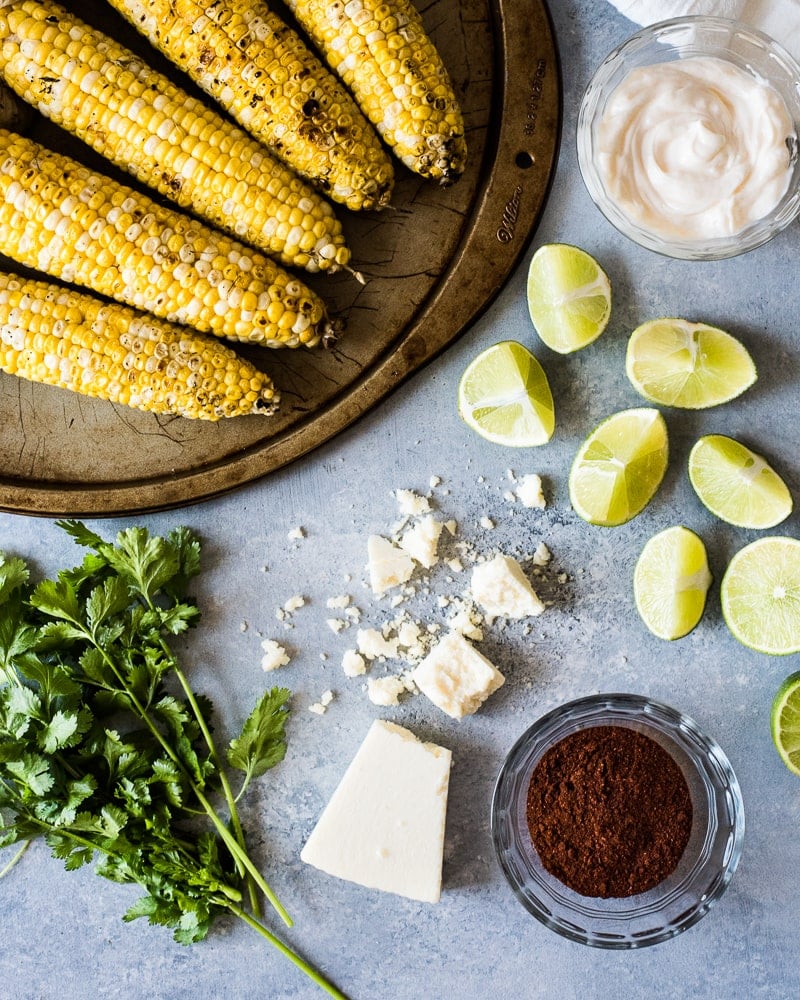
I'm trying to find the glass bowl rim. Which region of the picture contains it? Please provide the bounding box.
[576,15,800,260]
[490,692,745,948]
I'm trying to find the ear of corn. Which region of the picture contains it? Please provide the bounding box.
[0,271,280,420]
[108,0,395,213]
[0,130,335,348]
[283,0,467,183]
[0,0,350,273]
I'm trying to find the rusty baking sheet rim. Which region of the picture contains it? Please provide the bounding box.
[0,0,561,518]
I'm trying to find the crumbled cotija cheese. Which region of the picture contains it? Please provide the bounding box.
[260,639,290,671]
[283,595,306,613]
[395,489,431,517]
[357,627,399,660]
[399,515,443,569]
[471,554,545,619]
[287,527,305,540]
[367,675,407,706]
[516,473,547,509]
[367,535,415,595]
[533,542,551,566]
[412,632,504,718]
[342,649,367,677]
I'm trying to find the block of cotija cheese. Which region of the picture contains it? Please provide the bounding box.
[412,631,505,718]
[300,720,451,903]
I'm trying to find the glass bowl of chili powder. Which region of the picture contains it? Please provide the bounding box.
[491,693,744,948]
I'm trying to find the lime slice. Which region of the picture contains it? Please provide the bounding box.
[633,526,712,640]
[569,407,669,526]
[688,435,792,529]
[526,243,611,354]
[721,537,800,655]
[457,341,555,447]
[626,318,757,408]
[771,672,800,775]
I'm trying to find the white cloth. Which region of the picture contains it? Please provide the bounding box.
[607,0,800,63]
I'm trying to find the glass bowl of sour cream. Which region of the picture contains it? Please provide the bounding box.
[577,17,800,259]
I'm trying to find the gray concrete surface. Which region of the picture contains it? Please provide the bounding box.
[1,2,798,998]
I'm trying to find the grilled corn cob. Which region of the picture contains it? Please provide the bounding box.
[0,0,349,272]
[0,272,280,420]
[283,0,467,183]
[0,131,335,348]
[108,0,395,212]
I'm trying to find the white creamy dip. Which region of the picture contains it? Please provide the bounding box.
[596,56,796,241]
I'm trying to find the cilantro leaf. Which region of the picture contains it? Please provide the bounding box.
[0,553,29,606]
[227,687,290,793]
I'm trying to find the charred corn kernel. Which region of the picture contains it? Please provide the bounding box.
[0,272,280,420]
[0,131,337,348]
[108,0,394,212]
[283,0,466,183]
[0,0,350,272]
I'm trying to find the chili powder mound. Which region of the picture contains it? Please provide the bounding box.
[525,725,693,899]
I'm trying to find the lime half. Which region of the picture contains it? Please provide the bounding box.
[569,407,669,526]
[626,318,757,409]
[689,435,792,529]
[721,537,800,655]
[526,243,611,354]
[771,672,800,775]
[634,526,712,640]
[457,340,555,447]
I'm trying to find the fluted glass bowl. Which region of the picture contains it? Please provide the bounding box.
[491,693,744,948]
[577,17,800,259]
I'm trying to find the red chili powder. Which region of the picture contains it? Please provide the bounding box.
[526,725,693,898]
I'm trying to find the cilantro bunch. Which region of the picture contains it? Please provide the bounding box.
[0,521,345,999]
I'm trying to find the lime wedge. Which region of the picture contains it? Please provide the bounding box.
[569,407,669,526]
[526,243,611,354]
[626,318,757,408]
[688,435,792,529]
[633,526,712,640]
[457,341,555,447]
[721,537,800,655]
[771,672,800,775]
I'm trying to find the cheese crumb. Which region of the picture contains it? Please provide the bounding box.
[367,535,415,595]
[399,515,443,569]
[357,628,399,660]
[367,675,407,706]
[283,595,306,614]
[471,554,545,619]
[517,474,546,509]
[287,526,305,540]
[342,649,367,677]
[412,632,505,718]
[326,594,351,609]
[309,701,327,715]
[326,618,346,634]
[533,542,551,566]
[479,516,495,530]
[395,489,431,517]
[260,639,290,671]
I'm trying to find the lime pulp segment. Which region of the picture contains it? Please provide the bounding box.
[771,672,800,775]
[569,407,669,526]
[526,243,612,354]
[689,435,793,529]
[625,318,757,409]
[457,340,555,447]
[634,525,712,640]
[721,537,800,655]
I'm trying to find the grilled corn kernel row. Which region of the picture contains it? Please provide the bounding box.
[0,0,350,273]
[284,0,467,183]
[0,131,334,348]
[109,0,395,212]
[0,272,280,420]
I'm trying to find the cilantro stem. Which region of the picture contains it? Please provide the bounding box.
[171,661,261,919]
[86,636,291,927]
[228,903,350,1000]
[0,839,30,878]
